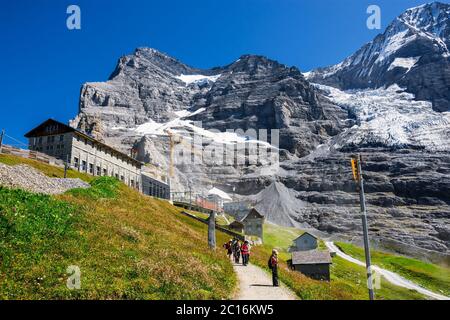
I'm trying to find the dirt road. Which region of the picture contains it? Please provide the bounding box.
[233,262,297,300]
[325,241,449,300]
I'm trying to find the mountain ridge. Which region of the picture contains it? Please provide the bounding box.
[69,3,450,258]
[307,1,450,112]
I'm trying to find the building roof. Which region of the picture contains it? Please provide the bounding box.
[24,119,143,167]
[241,208,264,222]
[208,187,232,201]
[293,232,318,242]
[229,220,244,228]
[291,250,332,265]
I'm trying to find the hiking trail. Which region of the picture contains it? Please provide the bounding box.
[325,241,450,300]
[233,262,297,300]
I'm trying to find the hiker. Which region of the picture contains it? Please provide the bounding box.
[233,240,241,263]
[269,249,279,287]
[241,240,250,266]
[231,238,237,258]
[223,239,233,260]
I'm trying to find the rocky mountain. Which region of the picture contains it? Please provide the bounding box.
[307,2,450,112]
[72,48,348,157]
[70,3,450,262]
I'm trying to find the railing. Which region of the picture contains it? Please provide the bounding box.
[0,144,65,167]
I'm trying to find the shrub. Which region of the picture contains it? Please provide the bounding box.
[68,176,120,199]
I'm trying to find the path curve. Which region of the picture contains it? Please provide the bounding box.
[325,241,449,300]
[233,262,296,300]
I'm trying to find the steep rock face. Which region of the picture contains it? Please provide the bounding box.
[189,55,346,155]
[69,2,450,259]
[72,49,348,157]
[236,149,450,258]
[75,48,203,128]
[308,2,450,112]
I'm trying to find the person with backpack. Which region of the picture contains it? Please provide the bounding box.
[241,240,250,266]
[223,239,233,260]
[231,238,237,257]
[268,249,279,286]
[233,240,241,263]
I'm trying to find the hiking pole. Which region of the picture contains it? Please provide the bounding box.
[352,154,375,300]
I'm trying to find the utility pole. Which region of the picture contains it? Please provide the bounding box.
[0,129,4,152]
[351,154,375,300]
[208,210,216,249]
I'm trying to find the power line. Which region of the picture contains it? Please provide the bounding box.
[4,133,28,147]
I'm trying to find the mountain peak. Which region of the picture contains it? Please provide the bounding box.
[399,1,449,39]
[308,1,450,112]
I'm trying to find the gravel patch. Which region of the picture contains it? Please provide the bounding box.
[0,163,90,194]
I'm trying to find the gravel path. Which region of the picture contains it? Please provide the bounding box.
[0,163,89,194]
[325,241,450,300]
[233,261,297,300]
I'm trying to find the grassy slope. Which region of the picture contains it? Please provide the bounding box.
[249,224,426,300]
[0,155,235,299]
[0,154,92,182]
[336,242,450,297]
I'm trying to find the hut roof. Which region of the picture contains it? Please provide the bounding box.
[291,250,332,265]
[293,232,318,241]
[241,208,264,222]
[229,221,244,228]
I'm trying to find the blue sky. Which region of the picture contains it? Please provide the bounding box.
[0,0,443,146]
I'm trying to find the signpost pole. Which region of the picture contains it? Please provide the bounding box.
[352,154,375,300]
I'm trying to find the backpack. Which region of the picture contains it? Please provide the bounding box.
[268,256,273,270]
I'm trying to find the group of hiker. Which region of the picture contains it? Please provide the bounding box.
[223,238,250,266]
[223,239,279,287]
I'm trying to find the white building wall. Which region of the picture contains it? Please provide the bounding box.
[69,133,141,189]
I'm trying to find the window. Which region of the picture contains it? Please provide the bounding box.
[59,135,64,142]
[38,137,42,144]
[89,163,93,174]
[103,168,107,176]
[81,160,87,171]
[96,166,101,176]
[115,174,119,179]
[120,175,124,182]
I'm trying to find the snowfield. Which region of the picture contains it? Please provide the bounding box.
[134,107,278,149]
[387,56,421,72]
[175,74,221,86]
[315,84,450,152]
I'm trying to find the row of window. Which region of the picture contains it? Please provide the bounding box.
[145,183,170,199]
[33,135,64,145]
[73,157,139,188]
[75,135,133,165]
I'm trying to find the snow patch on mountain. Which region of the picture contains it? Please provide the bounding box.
[387,56,421,72]
[175,74,221,85]
[376,29,417,64]
[134,108,278,149]
[315,83,450,151]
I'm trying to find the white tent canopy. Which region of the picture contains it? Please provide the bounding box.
[207,187,232,201]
